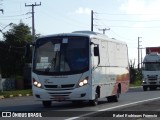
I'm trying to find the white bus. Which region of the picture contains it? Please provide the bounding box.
[27,31,129,107]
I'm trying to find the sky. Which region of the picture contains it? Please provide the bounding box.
[1,0,160,67]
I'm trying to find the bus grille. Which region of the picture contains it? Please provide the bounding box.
[147,75,158,80]
[48,92,72,100]
[48,92,71,96]
[44,84,75,90]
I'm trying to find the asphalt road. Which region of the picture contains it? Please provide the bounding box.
[0,87,160,120]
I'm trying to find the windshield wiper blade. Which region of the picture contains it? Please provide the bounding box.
[53,52,57,70]
[45,52,58,72]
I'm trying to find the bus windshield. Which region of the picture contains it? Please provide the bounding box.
[143,62,160,71]
[33,36,89,75]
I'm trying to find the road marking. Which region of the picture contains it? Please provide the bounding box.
[65,96,160,120]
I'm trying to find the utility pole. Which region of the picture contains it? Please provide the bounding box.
[91,10,93,31]
[139,47,145,68]
[25,2,41,41]
[99,28,110,34]
[138,37,142,70]
[141,48,143,68]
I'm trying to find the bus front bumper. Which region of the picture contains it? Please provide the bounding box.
[32,85,92,101]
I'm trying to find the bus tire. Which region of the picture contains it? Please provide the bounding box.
[72,100,83,105]
[107,87,120,102]
[150,86,156,91]
[42,101,52,108]
[107,95,118,102]
[143,86,147,91]
[89,94,98,106]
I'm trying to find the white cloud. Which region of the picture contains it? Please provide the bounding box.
[75,7,91,15]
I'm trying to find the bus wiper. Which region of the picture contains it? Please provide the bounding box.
[53,52,58,70]
[45,52,57,72]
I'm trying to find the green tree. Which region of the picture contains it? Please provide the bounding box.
[4,22,32,46]
[0,22,32,77]
[129,59,142,86]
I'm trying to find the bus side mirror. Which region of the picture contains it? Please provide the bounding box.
[94,46,99,56]
[25,43,33,58]
[25,43,30,58]
[141,62,144,70]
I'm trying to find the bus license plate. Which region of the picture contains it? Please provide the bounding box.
[55,96,65,101]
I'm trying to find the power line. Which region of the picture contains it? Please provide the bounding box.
[96,24,160,28]
[41,10,90,29]
[0,13,27,18]
[94,12,160,29]
[91,14,138,42]
[104,26,160,28]
[96,12,160,15]
[99,19,160,22]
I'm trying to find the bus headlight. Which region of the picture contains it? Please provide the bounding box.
[78,77,88,87]
[33,79,42,88]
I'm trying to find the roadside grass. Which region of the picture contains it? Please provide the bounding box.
[130,79,142,87]
[0,89,32,98]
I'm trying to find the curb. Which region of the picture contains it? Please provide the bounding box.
[0,95,4,99]
[0,94,32,99]
[129,86,142,89]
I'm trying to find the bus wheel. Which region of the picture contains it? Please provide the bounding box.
[42,101,52,108]
[107,87,120,102]
[72,100,83,105]
[150,86,156,91]
[143,86,147,91]
[89,94,98,106]
[107,95,118,102]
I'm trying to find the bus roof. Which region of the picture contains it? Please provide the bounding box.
[37,31,126,45]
